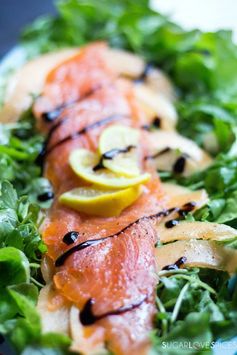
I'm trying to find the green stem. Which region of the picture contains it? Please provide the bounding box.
[158,269,189,277]
[169,274,216,294]
[164,299,177,308]
[0,146,29,160]
[30,277,44,288]
[156,296,168,336]
[171,282,189,324]
[29,263,40,268]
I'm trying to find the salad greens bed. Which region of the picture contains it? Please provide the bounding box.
[0,0,237,354]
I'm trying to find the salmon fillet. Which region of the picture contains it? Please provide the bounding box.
[34,43,166,354]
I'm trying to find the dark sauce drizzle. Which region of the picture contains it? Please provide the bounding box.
[144,148,190,175]
[142,116,161,131]
[144,147,171,161]
[55,208,176,267]
[55,238,109,267]
[164,201,196,229]
[46,113,127,154]
[55,201,197,267]
[173,153,191,175]
[37,191,54,202]
[35,114,77,167]
[42,108,63,123]
[93,145,136,171]
[134,63,153,83]
[63,231,80,245]
[165,219,179,229]
[42,85,102,123]
[54,203,194,323]
[178,201,197,217]
[36,113,128,167]
[46,116,70,141]
[153,117,161,128]
[36,85,105,167]
[80,296,147,326]
[173,156,186,174]
[162,256,187,271]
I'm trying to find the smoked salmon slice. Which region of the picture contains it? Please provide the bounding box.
[35,42,166,355]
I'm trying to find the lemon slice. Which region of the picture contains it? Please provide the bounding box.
[98,125,140,177]
[59,185,141,217]
[69,149,150,188]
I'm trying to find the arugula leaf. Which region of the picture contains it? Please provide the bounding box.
[0,183,71,353]
[8,284,41,333]
[21,0,169,57]
[0,284,70,353]
[0,288,18,323]
[152,268,237,354]
[0,183,42,350]
[177,98,236,152]
[0,181,46,260]
[0,247,30,287]
[162,151,237,224]
[0,117,54,209]
[0,282,72,353]
[0,180,18,209]
[151,313,212,355]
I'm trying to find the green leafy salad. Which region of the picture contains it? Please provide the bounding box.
[0,0,237,354]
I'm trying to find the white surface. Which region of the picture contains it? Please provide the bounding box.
[152,0,237,41]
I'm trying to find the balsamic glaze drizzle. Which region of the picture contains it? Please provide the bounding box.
[164,201,196,228]
[55,208,175,267]
[178,201,197,217]
[55,238,108,267]
[134,63,153,83]
[165,219,179,229]
[173,155,188,174]
[36,114,78,167]
[46,113,127,154]
[162,256,187,271]
[144,147,171,161]
[142,116,161,131]
[183,201,197,210]
[63,231,80,245]
[46,116,70,142]
[80,296,147,326]
[42,85,102,123]
[54,202,194,322]
[55,200,197,267]
[36,113,128,166]
[93,145,136,171]
[153,117,161,128]
[37,191,54,202]
[42,108,63,123]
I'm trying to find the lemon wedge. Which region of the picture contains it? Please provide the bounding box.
[98,125,140,177]
[59,185,141,217]
[69,149,150,188]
